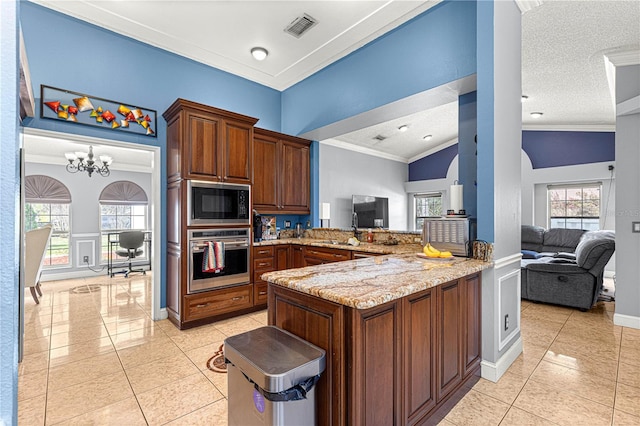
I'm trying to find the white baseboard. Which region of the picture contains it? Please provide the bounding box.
[481,337,523,383]
[614,313,640,329]
[40,269,109,281]
[156,308,169,321]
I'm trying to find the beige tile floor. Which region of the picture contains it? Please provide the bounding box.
[18,275,638,425]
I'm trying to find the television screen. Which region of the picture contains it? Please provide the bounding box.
[352,195,389,229]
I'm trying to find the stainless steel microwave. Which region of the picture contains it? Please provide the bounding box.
[187,180,250,226]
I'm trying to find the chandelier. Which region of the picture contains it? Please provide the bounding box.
[64,145,112,177]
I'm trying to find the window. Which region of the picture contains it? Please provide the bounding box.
[415,193,442,231]
[99,181,148,262]
[548,183,601,231]
[24,175,72,267]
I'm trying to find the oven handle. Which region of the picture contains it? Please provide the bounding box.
[191,241,249,251]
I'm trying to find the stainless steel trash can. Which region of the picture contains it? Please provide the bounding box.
[224,326,326,426]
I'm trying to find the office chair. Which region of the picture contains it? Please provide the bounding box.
[112,230,146,278]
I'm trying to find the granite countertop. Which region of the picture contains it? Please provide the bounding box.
[254,238,423,255]
[261,254,492,309]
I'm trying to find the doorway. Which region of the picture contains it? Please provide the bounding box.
[22,127,163,321]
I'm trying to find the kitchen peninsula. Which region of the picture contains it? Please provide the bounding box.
[262,254,492,426]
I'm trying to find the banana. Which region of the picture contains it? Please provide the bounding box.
[423,243,441,258]
[439,251,452,258]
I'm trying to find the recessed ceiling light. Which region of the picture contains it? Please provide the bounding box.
[398,125,409,132]
[530,112,543,118]
[423,135,433,141]
[250,47,268,61]
[521,95,529,102]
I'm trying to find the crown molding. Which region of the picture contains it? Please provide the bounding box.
[515,0,543,14]
[617,95,640,117]
[604,50,640,67]
[522,124,615,132]
[319,139,408,163]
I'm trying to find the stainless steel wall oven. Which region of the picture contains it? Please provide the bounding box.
[188,228,250,293]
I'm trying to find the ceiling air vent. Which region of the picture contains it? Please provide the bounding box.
[373,135,387,142]
[284,14,318,38]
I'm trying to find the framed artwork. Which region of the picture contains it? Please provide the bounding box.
[40,85,156,137]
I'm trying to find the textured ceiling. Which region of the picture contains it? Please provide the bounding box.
[25,1,640,166]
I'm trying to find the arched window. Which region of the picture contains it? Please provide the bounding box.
[24,175,72,267]
[99,181,149,262]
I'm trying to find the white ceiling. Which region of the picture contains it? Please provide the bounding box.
[25,0,640,166]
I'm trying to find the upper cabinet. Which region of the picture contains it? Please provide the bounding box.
[253,128,311,215]
[163,99,258,184]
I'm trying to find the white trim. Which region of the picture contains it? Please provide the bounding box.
[515,0,543,14]
[23,128,163,321]
[71,233,100,238]
[617,95,640,117]
[481,337,523,382]
[522,124,615,132]
[75,240,96,267]
[613,313,640,329]
[40,269,109,281]
[605,50,640,67]
[158,307,169,320]
[27,153,153,173]
[494,253,522,270]
[498,268,521,351]
[319,138,408,163]
[604,270,615,279]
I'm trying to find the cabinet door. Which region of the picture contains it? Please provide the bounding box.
[275,246,289,270]
[462,274,482,377]
[270,285,346,426]
[436,279,462,402]
[280,140,310,213]
[253,133,279,211]
[290,245,305,268]
[222,119,253,184]
[403,288,437,424]
[186,112,221,180]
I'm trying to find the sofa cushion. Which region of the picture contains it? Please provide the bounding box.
[575,230,615,270]
[542,228,586,253]
[521,225,545,252]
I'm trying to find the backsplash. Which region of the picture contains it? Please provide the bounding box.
[302,228,421,244]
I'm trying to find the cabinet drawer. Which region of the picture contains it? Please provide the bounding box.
[254,257,275,271]
[303,246,352,262]
[254,270,274,284]
[253,246,275,258]
[254,282,268,305]
[184,285,252,321]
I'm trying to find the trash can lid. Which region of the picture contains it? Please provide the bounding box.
[224,326,326,393]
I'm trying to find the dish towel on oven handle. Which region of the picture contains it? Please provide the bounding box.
[202,241,225,273]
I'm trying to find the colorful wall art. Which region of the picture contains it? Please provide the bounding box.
[40,85,157,137]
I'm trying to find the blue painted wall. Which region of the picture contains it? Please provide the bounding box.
[281,1,477,136]
[1,1,20,423]
[458,91,478,218]
[476,0,496,242]
[522,131,615,168]
[20,2,282,308]
[408,144,459,181]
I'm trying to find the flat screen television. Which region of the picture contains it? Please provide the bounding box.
[352,195,389,229]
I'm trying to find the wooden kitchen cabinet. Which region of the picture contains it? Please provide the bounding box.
[164,99,258,184]
[303,246,352,265]
[269,273,481,425]
[253,128,311,214]
[163,99,259,329]
[252,244,291,307]
[290,245,305,268]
